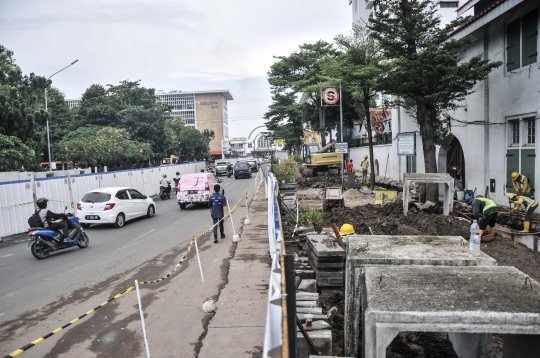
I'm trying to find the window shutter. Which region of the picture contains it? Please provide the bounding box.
[506,19,521,71]
[522,10,538,66]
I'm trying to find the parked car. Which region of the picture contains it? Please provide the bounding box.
[214,161,229,176]
[177,172,218,209]
[77,187,156,228]
[234,161,252,179]
[246,159,258,172]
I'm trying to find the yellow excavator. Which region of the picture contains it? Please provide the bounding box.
[301,129,342,177]
[160,154,180,166]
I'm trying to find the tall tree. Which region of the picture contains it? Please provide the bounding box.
[267,41,338,146]
[324,22,386,189]
[178,127,210,161]
[264,91,304,153]
[370,0,502,201]
[200,129,215,147]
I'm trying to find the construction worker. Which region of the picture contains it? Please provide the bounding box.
[360,155,369,185]
[471,196,499,238]
[508,193,538,233]
[511,172,532,197]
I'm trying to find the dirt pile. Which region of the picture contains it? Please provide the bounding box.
[323,201,471,238]
[318,291,345,356]
[298,175,342,188]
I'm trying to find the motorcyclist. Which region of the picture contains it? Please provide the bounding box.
[35,198,69,243]
[160,174,172,194]
[226,162,233,176]
[173,172,181,188]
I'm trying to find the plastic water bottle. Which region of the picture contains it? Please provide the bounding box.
[470,220,481,256]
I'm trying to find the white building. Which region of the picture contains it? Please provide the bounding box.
[228,137,254,157]
[348,0,538,206]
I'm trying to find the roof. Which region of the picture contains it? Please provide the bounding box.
[450,0,509,36]
[156,90,234,101]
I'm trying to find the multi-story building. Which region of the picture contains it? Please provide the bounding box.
[228,138,254,157]
[348,0,539,207]
[66,89,233,158]
[155,90,233,157]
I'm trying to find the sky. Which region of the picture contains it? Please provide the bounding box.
[0,0,354,138]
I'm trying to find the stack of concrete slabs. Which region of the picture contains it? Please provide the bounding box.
[345,235,497,356]
[363,265,540,358]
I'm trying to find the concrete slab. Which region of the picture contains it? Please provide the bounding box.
[297,329,332,357]
[296,270,316,279]
[297,292,319,301]
[345,235,498,356]
[298,279,317,293]
[306,235,346,259]
[297,307,323,314]
[297,313,327,322]
[403,173,453,215]
[297,320,331,331]
[296,300,318,307]
[363,266,540,358]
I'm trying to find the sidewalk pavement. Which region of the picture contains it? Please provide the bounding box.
[198,178,271,358]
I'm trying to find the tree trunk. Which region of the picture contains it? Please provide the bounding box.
[319,105,326,147]
[416,100,439,202]
[363,91,376,190]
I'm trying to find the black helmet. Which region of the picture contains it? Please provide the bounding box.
[36,197,48,209]
[176,172,180,175]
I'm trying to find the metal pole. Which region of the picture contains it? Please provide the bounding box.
[135,280,151,358]
[284,254,297,358]
[340,82,344,188]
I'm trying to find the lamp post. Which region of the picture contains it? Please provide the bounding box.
[45,59,78,167]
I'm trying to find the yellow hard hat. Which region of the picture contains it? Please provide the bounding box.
[511,172,520,180]
[507,193,517,200]
[364,155,368,159]
[339,223,355,236]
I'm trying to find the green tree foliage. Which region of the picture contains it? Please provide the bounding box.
[201,129,215,146]
[323,22,386,189]
[370,0,502,200]
[0,45,49,169]
[268,41,339,146]
[57,127,152,168]
[264,91,304,152]
[0,134,35,171]
[178,127,210,161]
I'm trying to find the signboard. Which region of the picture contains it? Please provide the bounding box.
[273,139,284,145]
[221,140,229,155]
[335,142,348,154]
[322,87,340,106]
[397,133,416,156]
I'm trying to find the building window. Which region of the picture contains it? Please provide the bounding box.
[527,118,535,144]
[511,120,520,144]
[248,143,253,148]
[506,10,538,72]
[440,2,458,8]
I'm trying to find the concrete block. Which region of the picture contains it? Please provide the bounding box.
[297,292,319,301]
[297,313,326,323]
[296,276,301,289]
[448,332,492,358]
[296,270,315,280]
[363,266,540,358]
[345,234,498,357]
[502,334,540,358]
[306,235,346,258]
[298,279,317,293]
[296,307,323,314]
[297,329,332,357]
[296,300,318,307]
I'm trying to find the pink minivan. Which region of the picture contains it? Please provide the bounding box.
[177,173,218,209]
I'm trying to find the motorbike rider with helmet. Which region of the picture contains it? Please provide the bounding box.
[160,174,172,194]
[36,198,69,242]
[226,162,233,177]
[173,172,181,189]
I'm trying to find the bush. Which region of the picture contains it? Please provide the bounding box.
[299,205,322,227]
[290,154,301,162]
[272,159,301,184]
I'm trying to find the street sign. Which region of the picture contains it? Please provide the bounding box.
[335,142,348,154]
[273,139,284,145]
[397,133,416,156]
[322,87,340,106]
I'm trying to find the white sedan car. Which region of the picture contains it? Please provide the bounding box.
[77,187,156,228]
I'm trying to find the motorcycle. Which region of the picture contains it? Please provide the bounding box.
[27,212,89,260]
[227,167,233,178]
[159,184,171,200]
[173,178,180,194]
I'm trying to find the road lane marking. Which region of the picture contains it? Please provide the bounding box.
[121,229,156,248]
[0,254,15,258]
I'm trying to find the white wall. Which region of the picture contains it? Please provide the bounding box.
[0,162,205,238]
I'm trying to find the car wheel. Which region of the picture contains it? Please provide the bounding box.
[81,223,91,228]
[114,213,125,228]
[146,205,155,218]
[180,203,186,210]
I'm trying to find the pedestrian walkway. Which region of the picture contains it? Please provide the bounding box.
[198,179,270,357]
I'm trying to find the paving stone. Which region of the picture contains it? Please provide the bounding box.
[296,300,318,307]
[297,292,319,301]
[297,329,332,357]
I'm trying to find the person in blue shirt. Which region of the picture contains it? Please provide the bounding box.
[208,184,228,243]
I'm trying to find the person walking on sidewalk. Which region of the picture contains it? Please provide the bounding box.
[346,159,354,173]
[360,155,369,185]
[208,184,228,243]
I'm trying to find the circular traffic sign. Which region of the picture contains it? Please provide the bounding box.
[322,88,340,105]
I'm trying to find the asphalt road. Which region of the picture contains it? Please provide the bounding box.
[0,171,259,345]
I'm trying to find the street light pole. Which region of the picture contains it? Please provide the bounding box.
[45,59,79,168]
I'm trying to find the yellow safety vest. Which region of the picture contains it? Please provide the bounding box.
[361,160,369,171]
[476,197,497,213]
[514,196,539,211]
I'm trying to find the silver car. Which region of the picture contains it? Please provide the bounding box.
[215,161,229,176]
